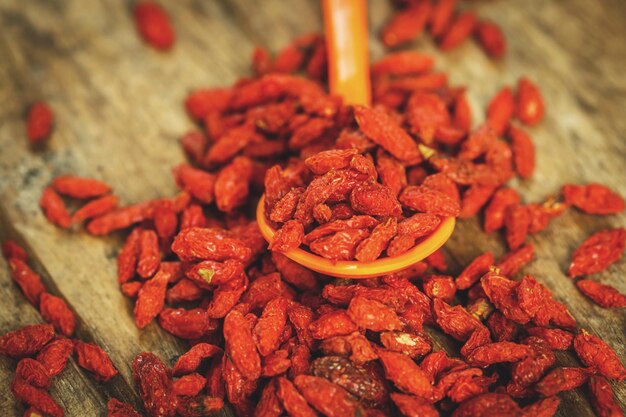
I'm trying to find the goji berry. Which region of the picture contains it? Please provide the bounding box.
[39,293,76,337]
[573,330,626,381]
[381,2,431,48]
[134,268,169,328]
[254,297,289,356]
[71,194,119,224]
[526,327,573,351]
[391,392,439,417]
[86,202,152,235]
[576,279,626,308]
[354,106,421,163]
[568,228,626,277]
[132,352,177,417]
[293,374,364,417]
[159,308,216,339]
[40,187,71,228]
[496,243,534,277]
[377,349,433,398]
[171,227,251,262]
[184,87,232,121]
[173,164,215,204]
[171,372,206,397]
[465,341,532,367]
[456,252,494,290]
[507,125,535,179]
[311,356,388,406]
[11,377,64,417]
[276,376,317,417]
[16,358,51,389]
[503,205,530,250]
[347,295,403,332]
[133,2,175,50]
[26,101,53,144]
[423,275,456,302]
[262,349,291,377]
[310,310,358,340]
[165,279,203,304]
[256,379,283,417]
[439,12,477,51]
[400,185,460,217]
[535,367,591,396]
[36,337,73,377]
[136,229,160,279]
[172,343,221,376]
[223,309,262,381]
[474,20,506,58]
[562,183,625,215]
[380,331,432,359]
[2,240,28,261]
[515,77,544,126]
[7,258,46,306]
[107,398,142,417]
[73,340,118,382]
[486,87,515,136]
[406,92,450,143]
[371,52,434,77]
[587,376,624,417]
[52,175,111,199]
[0,324,55,358]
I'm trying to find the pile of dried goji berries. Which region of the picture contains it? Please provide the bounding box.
[265,146,452,261]
[5,1,626,417]
[1,244,119,417]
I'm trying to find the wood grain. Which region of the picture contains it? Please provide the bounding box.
[0,0,624,416]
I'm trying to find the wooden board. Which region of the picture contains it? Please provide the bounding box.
[0,0,625,415]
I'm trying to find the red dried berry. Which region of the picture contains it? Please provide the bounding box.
[40,187,71,228]
[52,175,111,199]
[568,228,626,277]
[224,309,261,381]
[508,125,535,179]
[381,2,431,48]
[562,183,625,215]
[134,268,169,328]
[137,229,161,279]
[515,77,544,126]
[587,376,624,417]
[39,293,76,336]
[2,240,28,261]
[0,324,55,358]
[107,398,143,417]
[26,101,53,144]
[7,258,46,306]
[573,330,626,381]
[486,87,515,136]
[74,340,118,382]
[133,2,175,50]
[474,20,506,58]
[172,343,222,376]
[576,279,626,308]
[439,12,477,51]
[37,337,73,377]
[16,358,51,389]
[11,377,64,417]
[132,352,176,417]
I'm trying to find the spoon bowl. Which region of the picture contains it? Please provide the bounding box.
[256,195,456,278]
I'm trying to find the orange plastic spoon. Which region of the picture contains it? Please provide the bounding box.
[256,0,456,278]
[323,0,371,106]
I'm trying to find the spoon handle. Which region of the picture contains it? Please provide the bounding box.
[322,0,371,106]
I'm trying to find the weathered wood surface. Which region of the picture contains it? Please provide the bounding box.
[0,0,625,416]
